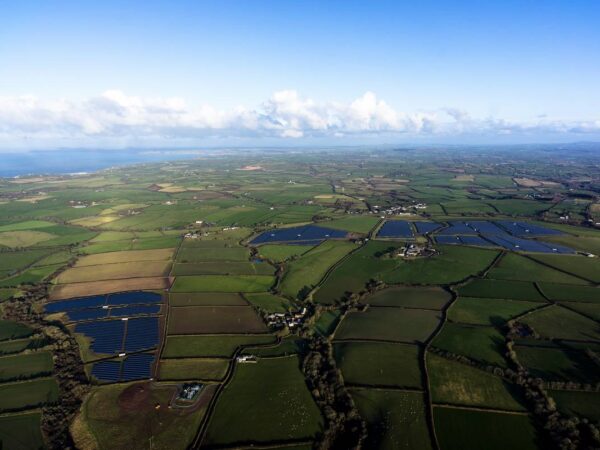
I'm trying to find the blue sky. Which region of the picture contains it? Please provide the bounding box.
[1,0,599,148]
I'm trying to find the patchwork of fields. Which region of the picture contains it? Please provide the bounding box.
[0,149,599,449]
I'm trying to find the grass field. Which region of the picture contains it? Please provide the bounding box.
[162,334,276,358]
[244,292,292,313]
[320,216,379,233]
[74,381,213,450]
[351,388,433,450]
[0,377,59,412]
[167,306,268,334]
[433,323,507,367]
[520,305,600,341]
[169,292,248,306]
[335,307,440,343]
[434,407,539,450]
[0,320,33,341]
[204,356,323,446]
[158,358,229,381]
[0,230,56,248]
[279,240,356,298]
[177,246,249,262]
[56,260,171,283]
[171,275,275,293]
[334,341,422,388]
[529,254,600,283]
[0,411,45,450]
[549,390,600,422]
[516,345,599,382]
[486,253,588,285]
[0,351,53,381]
[456,279,546,302]
[448,297,541,326]
[313,309,342,337]
[365,286,451,309]
[381,245,499,285]
[538,283,600,303]
[0,338,31,355]
[427,353,526,411]
[563,302,600,321]
[257,243,315,262]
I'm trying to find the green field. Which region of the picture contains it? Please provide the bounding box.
[538,283,600,303]
[0,320,34,342]
[448,297,540,326]
[177,246,249,262]
[169,292,248,306]
[549,390,600,422]
[335,307,441,343]
[351,388,433,450]
[172,261,274,276]
[486,253,588,285]
[456,279,546,302]
[0,411,45,450]
[434,407,538,450]
[427,353,526,411]
[158,358,229,381]
[244,292,292,313]
[162,334,276,358]
[320,216,380,233]
[0,377,59,412]
[204,356,323,446]
[279,240,356,298]
[334,341,422,388]
[433,323,507,367]
[366,286,451,309]
[530,254,600,283]
[0,338,31,355]
[520,305,600,341]
[171,275,275,293]
[256,243,314,262]
[313,309,342,337]
[516,345,600,382]
[0,352,53,382]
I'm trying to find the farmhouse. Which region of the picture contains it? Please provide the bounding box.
[237,355,258,363]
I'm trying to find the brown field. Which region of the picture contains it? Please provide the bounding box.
[55,261,171,284]
[237,165,263,171]
[167,306,268,334]
[453,174,475,182]
[49,277,170,300]
[74,249,174,266]
[513,177,560,188]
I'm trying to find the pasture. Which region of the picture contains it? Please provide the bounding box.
[257,243,314,262]
[334,341,422,388]
[0,411,45,450]
[516,345,599,382]
[0,377,59,412]
[433,323,507,366]
[171,275,275,293]
[203,356,323,446]
[162,334,276,358]
[434,407,539,450]
[335,307,440,343]
[169,292,248,306]
[74,248,174,266]
[49,277,169,299]
[456,279,545,302]
[530,254,600,283]
[244,292,292,313]
[167,306,268,334]
[0,351,53,381]
[365,286,451,309]
[520,305,600,341]
[487,253,587,285]
[0,320,33,341]
[427,353,526,411]
[549,390,600,423]
[351,388,433,450]
[448,297,541,326]
[158,358,229,381]
[538,283,600,303]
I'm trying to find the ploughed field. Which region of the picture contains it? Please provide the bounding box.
[0,148,599,450]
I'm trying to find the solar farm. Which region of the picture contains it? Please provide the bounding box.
[0,147,599,449]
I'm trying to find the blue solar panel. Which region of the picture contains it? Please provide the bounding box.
[91,360,121,382]
[110,304,161,318]
[436,235,462,245]
[124,317,159,352]
[45,295,106,313]
[75,320,125,354]
[121,353,154,381]
[459,235,496,246]
[250,225,347,244]
[464,221,507,235]
[107,291,162,306]
[413,222,441,234]
[66,308,109,322]
[437,221,476,235]
[495,221,563,237]
[377,220,414,238]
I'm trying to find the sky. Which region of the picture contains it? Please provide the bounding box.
[1,0,599,149]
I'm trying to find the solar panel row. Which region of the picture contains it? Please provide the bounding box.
[91,353,155,382]
[45,291,162,313]
[124,317,159,352]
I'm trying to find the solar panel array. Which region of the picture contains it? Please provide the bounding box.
[432,220,574,253]
[124,317,160,352]
[44,291,162,321]
[90,353,155,382]
[377,220,414,238]
[76,320,125,354]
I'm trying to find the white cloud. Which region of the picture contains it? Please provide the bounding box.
[0,90,598,147]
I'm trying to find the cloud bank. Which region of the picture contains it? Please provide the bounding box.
[0,90,598,147]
